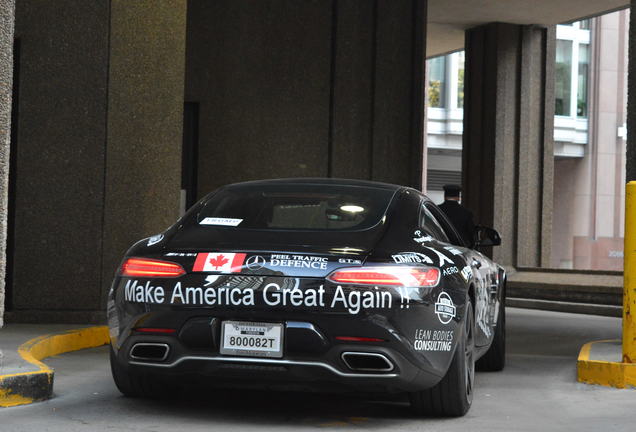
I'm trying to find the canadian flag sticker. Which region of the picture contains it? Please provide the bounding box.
[192,253,247,273]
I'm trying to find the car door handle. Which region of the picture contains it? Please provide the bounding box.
[471,260,482,269]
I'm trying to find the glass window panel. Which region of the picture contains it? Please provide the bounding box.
[577,44,589,118]
[579,19,591,30]
[457,51,465,108]
[427,56,446,108]
[555,40,572,116]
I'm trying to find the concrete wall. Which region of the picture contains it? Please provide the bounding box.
[0,0,14,327]
[551,11,629,271]
[12,0,110,320]
[6,0,424,322]
[8,0,185,322]
[186,0,427,196]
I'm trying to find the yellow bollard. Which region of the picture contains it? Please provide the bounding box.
[624,181,636,363]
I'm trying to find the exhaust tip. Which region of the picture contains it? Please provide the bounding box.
[341,352,394,372]
[130,343,170,362]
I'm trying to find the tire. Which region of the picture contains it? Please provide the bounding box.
[409,300,475,417]
[476,285,506,372]
[109,345,174,398]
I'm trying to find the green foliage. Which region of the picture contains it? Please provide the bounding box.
[428,80,441,107]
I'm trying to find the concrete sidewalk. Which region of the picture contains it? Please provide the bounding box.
[0,324,109,406]
[0,325,81,376]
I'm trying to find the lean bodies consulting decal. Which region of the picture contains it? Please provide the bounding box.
[193,253,247,273]
[413,328,454,352]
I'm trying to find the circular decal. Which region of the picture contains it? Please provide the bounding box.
[435,292,456,324]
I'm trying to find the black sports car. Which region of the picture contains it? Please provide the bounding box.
[107,178,505,417]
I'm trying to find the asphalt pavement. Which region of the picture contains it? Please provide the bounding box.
[1,308,635,431]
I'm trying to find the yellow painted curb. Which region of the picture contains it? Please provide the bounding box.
[0,326,110,407]
[577,339,636,389]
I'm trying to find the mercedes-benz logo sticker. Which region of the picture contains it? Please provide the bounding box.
[246,255,267,270]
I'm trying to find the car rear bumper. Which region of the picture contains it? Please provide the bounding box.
[109,310,463,393]
[112,334,442,393]
[108,274,467,393]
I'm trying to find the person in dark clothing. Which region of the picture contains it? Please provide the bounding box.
[438,184,475,247]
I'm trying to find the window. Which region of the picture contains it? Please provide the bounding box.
[196,184,395,231]
[456,51,465,108]
[555,20,590,119]
[419,202,449,242]
[426,202,467,247]
[577,44,589,117]
[555,40,573,116]
[428,56,446,108]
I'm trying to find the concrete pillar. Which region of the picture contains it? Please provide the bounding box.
[332,0,427,188]
[186,0,427,194]
[8,0,185,322]
[463,23,554,267]
[101,0,186,303]
[0,0,14,327]
[11,1,110,322]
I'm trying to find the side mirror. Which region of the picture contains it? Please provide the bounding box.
[475,226,501,247]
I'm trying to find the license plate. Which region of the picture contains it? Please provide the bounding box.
[220,321,283,358]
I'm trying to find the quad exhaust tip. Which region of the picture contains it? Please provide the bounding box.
[341,352,394,372]
[130,343,170,362]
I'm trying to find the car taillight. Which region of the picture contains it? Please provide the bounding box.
[120,257,185,278]
[327,266,440,287]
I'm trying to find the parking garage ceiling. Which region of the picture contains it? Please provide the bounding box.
[427,0,630,57]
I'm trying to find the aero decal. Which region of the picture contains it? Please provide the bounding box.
[193,253,247,273]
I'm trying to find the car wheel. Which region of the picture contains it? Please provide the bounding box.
[109,345,174,398]
[410,299,475,417]
[476,284,506,372]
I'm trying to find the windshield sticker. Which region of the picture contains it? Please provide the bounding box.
[435,292,456,324]
[193,253,247,273]
[414,329,454,352]
[147,234,164,246]
[199,217,243,226]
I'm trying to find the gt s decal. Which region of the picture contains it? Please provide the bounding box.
[193,252,247,273]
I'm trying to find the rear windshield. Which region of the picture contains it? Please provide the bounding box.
[196,183,396,231]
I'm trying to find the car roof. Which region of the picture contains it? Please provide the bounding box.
[221,177,408,191]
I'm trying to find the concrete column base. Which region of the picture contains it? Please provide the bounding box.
[577,340,636,388]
